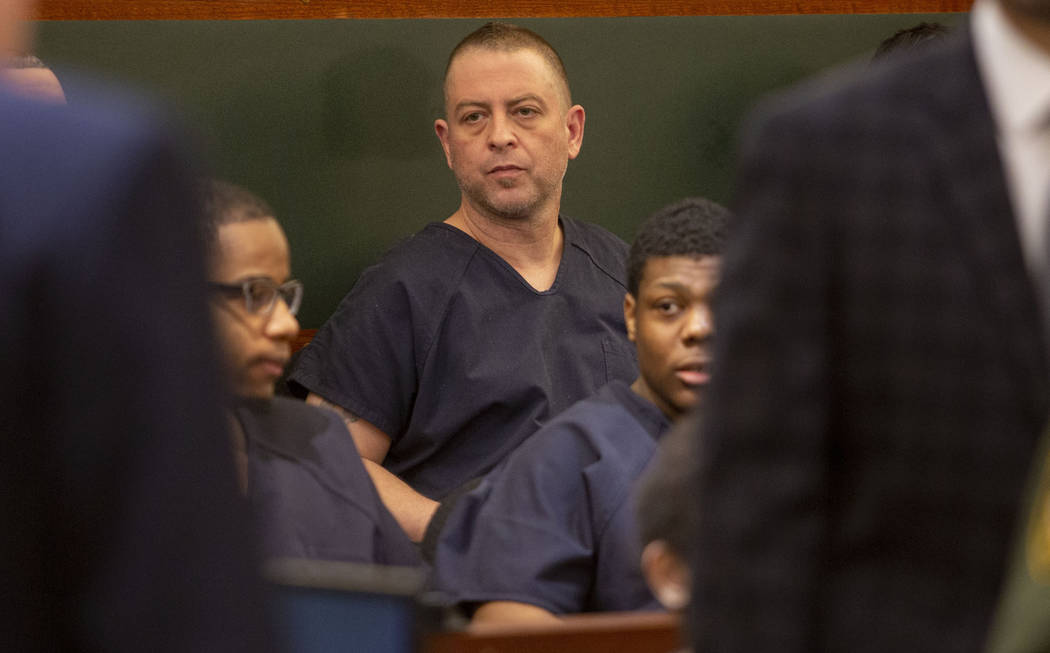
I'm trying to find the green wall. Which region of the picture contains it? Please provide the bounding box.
[37,15,961,326]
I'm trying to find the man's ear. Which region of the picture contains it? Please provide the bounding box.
[624,292,637,342]
[434,119,453,168]
[640,540,691,611]
[565,104,585,160]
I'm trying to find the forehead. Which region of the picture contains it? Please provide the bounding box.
[445,47,569,109]
[0,67,66,103]
[638,255,721,289]
[212,218,290,279]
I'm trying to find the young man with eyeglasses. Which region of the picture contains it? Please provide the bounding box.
[203,179,420,567]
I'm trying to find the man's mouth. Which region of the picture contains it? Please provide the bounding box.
[256,357,289,378]
[675,361,710,387]
[488,164,524,176]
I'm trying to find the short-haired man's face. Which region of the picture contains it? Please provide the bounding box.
[625,255,720,420]
[210,218,299,399]
[434,46,584,221]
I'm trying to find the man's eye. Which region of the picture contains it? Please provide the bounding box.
[656,300,680,314]
[247,282,274,304]
[463,112,483,123]
[516,107,537,117]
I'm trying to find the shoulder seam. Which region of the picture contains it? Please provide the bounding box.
[565,218,629,291]
[416,239,483,367]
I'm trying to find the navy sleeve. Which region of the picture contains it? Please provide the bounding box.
[245,399,421,568]
[432,424,597,614]
[290,266,422,440]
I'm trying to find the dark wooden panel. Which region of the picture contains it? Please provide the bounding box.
[423,611,682,653]
[292,328,317,355]
[37,0,972,20]
[36,14,964,325]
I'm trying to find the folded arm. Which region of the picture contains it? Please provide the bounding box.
[306,392,438,542]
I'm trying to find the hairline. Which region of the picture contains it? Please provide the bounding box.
[442,43,573,113]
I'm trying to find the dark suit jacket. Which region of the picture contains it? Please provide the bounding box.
[0,86,274,652]
[693,32,1049,653]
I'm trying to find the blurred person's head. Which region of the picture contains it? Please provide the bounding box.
[624,198,730,420]
[872,22,951,61]
[0,53,65,103]
[201,180,301,399]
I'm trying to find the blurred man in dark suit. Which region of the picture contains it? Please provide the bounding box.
[694,1,1050,652]
[0,3,275,651]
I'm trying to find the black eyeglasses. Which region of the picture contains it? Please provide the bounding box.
[209,278,303,317]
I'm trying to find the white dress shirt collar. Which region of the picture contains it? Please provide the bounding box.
[972,0,1050,283]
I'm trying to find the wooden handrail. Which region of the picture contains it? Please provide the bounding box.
[37,0,971,20]
[423,611,682,653]
[291,328,317,355]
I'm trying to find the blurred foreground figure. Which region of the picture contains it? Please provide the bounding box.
[985,425,1050,653]
[0,53,64,102]
[693,1,1050,652]
[0,10,275,651]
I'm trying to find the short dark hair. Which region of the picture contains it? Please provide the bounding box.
[199,179,276,255]
[626,197,731,296]
[872,22,951,61]
[635,413,702,558]
[443,22,571,107]
[5,54,48,70]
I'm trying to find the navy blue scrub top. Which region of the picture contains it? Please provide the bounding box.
[289,217,637,499]
[236,396,421,568]
[432,381,670,614]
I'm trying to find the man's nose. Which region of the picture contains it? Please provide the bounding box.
[487,113,516,150]
[265,297,300,341]
[683,304,714,343]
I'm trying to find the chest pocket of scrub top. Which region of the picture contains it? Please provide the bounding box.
[601,336,638,385]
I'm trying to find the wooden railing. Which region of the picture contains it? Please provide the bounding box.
[423,611,682,653]
[292,328,318,355]
[37,0,971,20]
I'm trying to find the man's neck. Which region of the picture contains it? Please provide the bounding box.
[445,202,565,291]
[1000,1,1050,55]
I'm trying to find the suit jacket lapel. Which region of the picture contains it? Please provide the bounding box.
[928,32,1048,420]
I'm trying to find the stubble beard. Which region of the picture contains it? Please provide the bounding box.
[456,171,550,221]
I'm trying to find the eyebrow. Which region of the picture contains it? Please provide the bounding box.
[508,94,545,107]
[649,280,691,292]
[454,100,490,114]
[224,274,282,286]
[453,94,547,115]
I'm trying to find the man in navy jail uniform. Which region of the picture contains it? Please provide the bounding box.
[289,22,637,542]
[202,180,419,568]
[431,198,729,623]
[692,1,1050,652]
